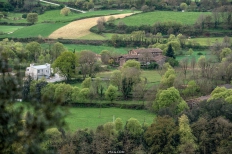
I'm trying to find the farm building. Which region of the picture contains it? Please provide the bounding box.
[25,63,51,80]
[119,48,166,66]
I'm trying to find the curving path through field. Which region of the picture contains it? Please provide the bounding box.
[48,13,133,39]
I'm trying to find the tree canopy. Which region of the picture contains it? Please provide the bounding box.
[52,51,78,81]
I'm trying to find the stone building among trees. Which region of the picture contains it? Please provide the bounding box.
[119,48,166,66]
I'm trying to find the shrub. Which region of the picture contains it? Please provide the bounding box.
[22,13,27,19]
[26,13,38,24]
[60,7,71,16]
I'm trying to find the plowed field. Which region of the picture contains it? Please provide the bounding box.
[49,13,133,39]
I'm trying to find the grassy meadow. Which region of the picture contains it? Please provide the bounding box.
[0,23,67,38]
[115,11,211,26]
[190,37,232,46]
[0,26,24,33]
[0,10,132,38]
[97,70,161,84]
[66,107,155,131]
[40,43,130,54]
[14,102,155,131]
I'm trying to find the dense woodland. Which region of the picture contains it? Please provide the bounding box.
[1,0,232,153]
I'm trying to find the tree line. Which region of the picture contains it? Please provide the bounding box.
[46,0,231,11]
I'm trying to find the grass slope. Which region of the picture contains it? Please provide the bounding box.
[97,70,161,84]
[0,23,67,38]
[66,107,155,131]
[116,11,210,26]
[65,44,129,54]
[0,26,24,33]
[40,43,130,54]
[191,37,232,46]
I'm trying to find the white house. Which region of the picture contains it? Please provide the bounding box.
[25,63,51,80]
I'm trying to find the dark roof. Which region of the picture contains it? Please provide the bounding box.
[131,48,163,54]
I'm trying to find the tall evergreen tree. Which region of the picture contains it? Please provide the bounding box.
[166,44,175,59]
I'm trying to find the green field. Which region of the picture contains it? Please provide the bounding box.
[0,23,67,38]
[115,11,210,26]
[0,10,132,24]
[97,70,161,84]
[40,43,130,54]
[66,44,130,54]
[0,26,24,33]
[66,107,155,131]
[14,103,155,131]
[0,10,132,38]
[190,37,231,46]
[0,12,26,23]
[78,33,109,40]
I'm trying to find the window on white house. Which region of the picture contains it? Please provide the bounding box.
[37,70,40,73]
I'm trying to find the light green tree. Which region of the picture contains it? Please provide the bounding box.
[51,42,66,62]
[122,59,140,69]
[41,83,57,102]
[180,3,188,11]
[220,48,232,60]
[26,13,38,24]
[114,118,123,131]
[188,48,194,55]
[168,41,181,53]
[78,88,90,102]
[103,122,117,138]
[160,67,176,89]
[54,83,73,103]
[125,118,143,138]
[178,114,198,154]
[153,87,188,114]
[105,85,118,103]
[208,86,232,103]
[81,77,92,88]
[26,41,41,62]
[110,70,122,91]
[71,87,80,102]
[52,51,78,82]
[100,50,111,64]
[60,7,71,16]
[183,80,200,98]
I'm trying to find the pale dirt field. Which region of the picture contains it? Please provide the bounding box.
[48,13,133,39]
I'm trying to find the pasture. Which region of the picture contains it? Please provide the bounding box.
[66,107,155,131]
[190,37,232,46]
[97,70,161,84]
[14,103,155,131]
[40,43,130,54]
[0,23,67,38]
[0,13,26,23]
[0,26,24,33]
[115,11,211,26]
